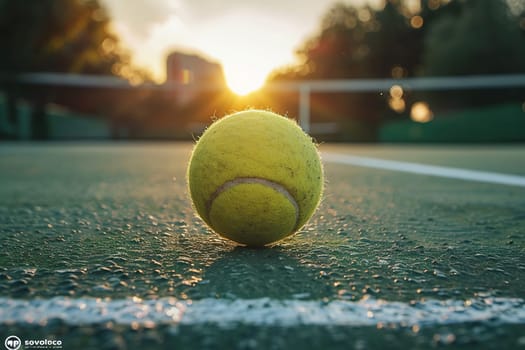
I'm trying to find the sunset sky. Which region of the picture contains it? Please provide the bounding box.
[101,0,382,94]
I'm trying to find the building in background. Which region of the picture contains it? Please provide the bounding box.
[166,52,226,105]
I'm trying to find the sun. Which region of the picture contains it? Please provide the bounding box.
[223,64,267,96]
[189,11,292,97]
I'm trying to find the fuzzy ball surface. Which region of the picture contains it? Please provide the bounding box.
[187,110,323,247]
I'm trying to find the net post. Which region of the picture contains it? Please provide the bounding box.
[299,84,311,132]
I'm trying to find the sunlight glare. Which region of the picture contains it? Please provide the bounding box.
[194,11,295,96]
[223,64,267,96]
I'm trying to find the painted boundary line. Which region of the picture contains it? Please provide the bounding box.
[0,297,523,327]
[322,153,525,188]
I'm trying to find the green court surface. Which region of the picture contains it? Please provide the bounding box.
[0,142,524,349]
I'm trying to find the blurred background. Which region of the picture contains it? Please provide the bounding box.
[1,0,524,143]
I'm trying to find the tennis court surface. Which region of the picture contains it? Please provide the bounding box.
[1,142,524,349]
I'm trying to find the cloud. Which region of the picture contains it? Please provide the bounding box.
[180,0,332,24]
[102,0,179,38]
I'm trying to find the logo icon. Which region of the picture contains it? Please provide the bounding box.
[4,336,21,350]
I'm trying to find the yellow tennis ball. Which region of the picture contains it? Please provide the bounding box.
[187,109,323,247]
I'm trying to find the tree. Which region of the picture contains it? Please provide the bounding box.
[269,1,425,140]
[423,0,525,76]
[422,0,525,110]
[0,0,145,139]
[268,0,525,140]
[0,0,127,75]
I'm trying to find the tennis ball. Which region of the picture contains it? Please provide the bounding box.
[187,109,323,247]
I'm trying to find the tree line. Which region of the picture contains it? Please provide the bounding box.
[265,0,525,140]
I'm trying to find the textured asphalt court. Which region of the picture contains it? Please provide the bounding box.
[0,142,524,349]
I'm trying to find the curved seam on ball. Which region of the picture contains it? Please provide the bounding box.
[205,177,300,232]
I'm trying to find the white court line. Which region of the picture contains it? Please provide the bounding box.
[0,297,524,327]
[322,153,525,187]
